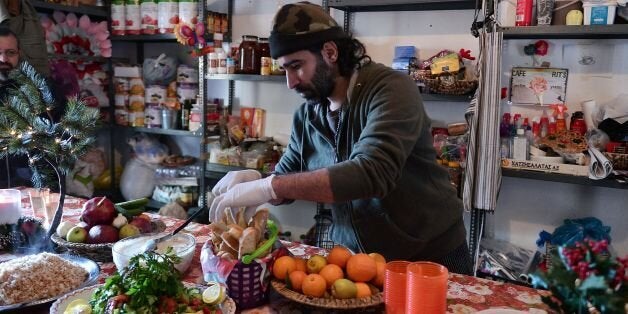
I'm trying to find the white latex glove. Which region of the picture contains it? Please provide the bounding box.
[209,175,276,223]
[212,169,262,196]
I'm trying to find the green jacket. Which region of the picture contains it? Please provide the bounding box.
[276,62,465,260]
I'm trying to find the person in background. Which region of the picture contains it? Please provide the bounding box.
[0,26,32,187]
[209,2,472,274]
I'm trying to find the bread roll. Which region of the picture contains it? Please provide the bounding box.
[219,240,238,258]
[239,227,259,259]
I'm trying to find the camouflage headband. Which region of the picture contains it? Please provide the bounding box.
[269,2,348,59]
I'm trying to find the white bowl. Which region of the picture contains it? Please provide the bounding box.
[112,232,196,273]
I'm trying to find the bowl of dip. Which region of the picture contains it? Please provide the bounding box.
[112,232,196,273]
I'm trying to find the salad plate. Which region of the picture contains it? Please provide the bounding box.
[0,254,99,312]
[50,283,236,314]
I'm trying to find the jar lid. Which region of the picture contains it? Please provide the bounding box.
[242,35,259,41]
[258,37,269,43]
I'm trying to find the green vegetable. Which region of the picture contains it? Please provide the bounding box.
[89,249,185,314]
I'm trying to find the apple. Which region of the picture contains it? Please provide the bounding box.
[81,197,117,227]
[56,221,75,239]
[66,226,88,243]
[87,225,120,244]
[119,224,141,239]
[129,217,152,234]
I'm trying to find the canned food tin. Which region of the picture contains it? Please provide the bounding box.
[177,65,199,83]
[111,0,126,35]
[125,0,141,35]
[158,0,178,33]
[115,106,128,126]
[177,83,198,104]
[178,0,198,25]
[145,85,167,104]
[145,103,162,128]
[140,0,158,34]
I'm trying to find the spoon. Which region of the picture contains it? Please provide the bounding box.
[142,206,208,252]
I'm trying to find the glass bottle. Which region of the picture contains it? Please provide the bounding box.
[238,35,259,74]
[258,37,271,75]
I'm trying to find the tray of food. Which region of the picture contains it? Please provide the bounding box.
[51,197,165,262]
[50,250,235,314]
[0,253,99,312]
[269,246,385,310]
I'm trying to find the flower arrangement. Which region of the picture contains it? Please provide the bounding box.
[531,238,627,313]
[174,22,213,57]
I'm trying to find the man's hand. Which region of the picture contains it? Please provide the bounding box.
[212,170,262,196]
[209,175,276,223]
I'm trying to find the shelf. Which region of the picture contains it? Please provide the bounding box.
[205,163,248,179]
[327,0,476,12]
[116,126,202,137]
[205,74,286,82]
[146,199,166,211]
[502,168,628,190]
[421,93,472,102]
[31,0,108,17]
[47,54,120,63]
[499,25,628,39]
[110,34,178,42]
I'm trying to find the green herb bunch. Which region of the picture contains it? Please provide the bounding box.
[531,238,627,314]
[90,249,186,314]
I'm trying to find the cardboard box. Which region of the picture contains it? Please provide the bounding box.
[501,158,588,176]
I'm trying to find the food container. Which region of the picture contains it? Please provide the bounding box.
[177,65,198,83]
[125,0,141,35]
[583,0,617,24]
[145,103,162,128]
[161,109,178,129]
[111,0,126,35]
[140,0,158,34]
[112,232,196,273]
[552,0,583,25]
[157,0,178,33]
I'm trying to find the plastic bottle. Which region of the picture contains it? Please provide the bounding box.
[512,128,529,160]
[500,113,512,159]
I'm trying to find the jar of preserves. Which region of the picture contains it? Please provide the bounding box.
[258,37,271,75]
[238,35,259,74]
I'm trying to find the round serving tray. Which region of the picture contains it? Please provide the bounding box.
[271,280,384,310]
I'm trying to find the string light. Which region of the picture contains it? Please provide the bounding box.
[9,130,15,135]
[55,138,61,143]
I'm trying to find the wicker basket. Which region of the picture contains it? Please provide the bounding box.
[420,78,478,95]
[226,260,271,310]
[271,280,384,310]
[51,222,165,263]
[51,233,114,262]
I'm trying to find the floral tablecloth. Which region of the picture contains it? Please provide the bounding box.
[5,189,552,313]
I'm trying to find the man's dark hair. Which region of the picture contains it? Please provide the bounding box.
[0,26,19,47]
[307,36,371,78]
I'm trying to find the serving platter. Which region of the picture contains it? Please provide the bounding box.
[0,253,100,312]
[49,283,236,314]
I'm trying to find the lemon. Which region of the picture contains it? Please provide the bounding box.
[202,282,225,305]
[64,298,92,314]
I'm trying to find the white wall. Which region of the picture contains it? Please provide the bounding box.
[212,0,627,254]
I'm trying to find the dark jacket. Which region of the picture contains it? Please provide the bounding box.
[275,62,465,261]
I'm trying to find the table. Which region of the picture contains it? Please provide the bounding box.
[2,189,553,313]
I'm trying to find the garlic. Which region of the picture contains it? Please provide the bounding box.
[112,213,128,229]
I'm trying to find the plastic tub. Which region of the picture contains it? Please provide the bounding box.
[583,0,617,24]
[112,232,196,273]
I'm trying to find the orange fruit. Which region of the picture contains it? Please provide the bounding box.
[273,256,296,280]
[368,252,386,264]
[327,246,353,269]
[294,258,307,273]
[319,264,344,289]
[288,270,307,293]
[371,262,385,288]
[346,253,377,282]
[355,282,372,298]
[301,274,327,298]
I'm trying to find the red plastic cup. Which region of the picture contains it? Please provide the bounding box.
[384,261,410,314]
[406,262,449,314]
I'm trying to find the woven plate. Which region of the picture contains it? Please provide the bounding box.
[271,280,384,310]
[51,222,166,263]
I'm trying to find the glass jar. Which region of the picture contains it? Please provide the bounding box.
[258,37,271,75]
[238,35,259,74]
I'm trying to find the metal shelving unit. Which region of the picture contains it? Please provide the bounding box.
[502,168,628,190]
[327,0,476,12]
[499,25,628,40]
[110,34,178,42]
[205,74,286,82]
[116,126,202,137]
[206,163,248,180]
[31,0,108,17]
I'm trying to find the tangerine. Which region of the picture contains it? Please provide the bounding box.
[368,252,386,264]
[301,274,327,298]
[371,262,385,287]
[272,256,296,280]
[288,270,307,293]
[327,246,353,269]
[355,282,372,298]
[294,257,307,273]
[319,264,344,289]
[346,253,377,282]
